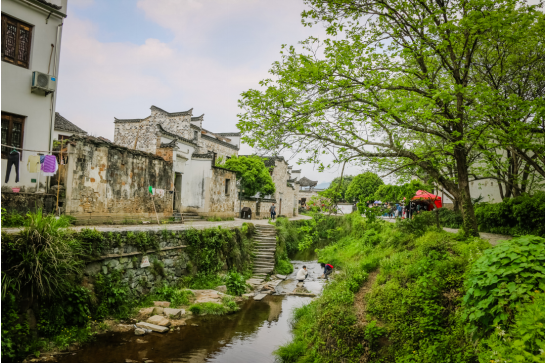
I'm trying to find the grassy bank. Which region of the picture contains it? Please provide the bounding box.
[276,213,545,363]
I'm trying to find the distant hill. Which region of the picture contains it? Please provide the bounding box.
[316,181,331,189]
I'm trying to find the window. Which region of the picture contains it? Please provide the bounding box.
[2,14,33,69]
[225,179,230,195]
[1,112,25,159]
[193,130,198,140]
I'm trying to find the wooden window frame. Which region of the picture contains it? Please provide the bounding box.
[1,13,33,69]
[1,112,25,160]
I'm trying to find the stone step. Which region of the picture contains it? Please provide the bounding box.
[254,264,275,269]
[255,260,275,265]
[255,236,276,240]
[256,227,276,231]
[255,241,276,245]
[184,217,203,221]
[253,268,274,273]
[254,254,275,259]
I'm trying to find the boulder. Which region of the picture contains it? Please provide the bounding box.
[153,307,164,315]
[164,308,184,319]
[275,274,287,280]
[153,301,170,308]
[136,321,169,333]
[147,315,171,327]
[134,328,146,336]
[243,293,255,298]
[215,285,227,293]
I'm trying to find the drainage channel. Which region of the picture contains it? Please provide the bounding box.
[58,259,324,363]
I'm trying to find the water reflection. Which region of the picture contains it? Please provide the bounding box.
[59,256,322,363]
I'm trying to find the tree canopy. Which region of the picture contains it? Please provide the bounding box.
[373,180,433,203]
[238,0,544,236]
[322,175,355,201]
[345,172,384,202]
[217,156,275,197]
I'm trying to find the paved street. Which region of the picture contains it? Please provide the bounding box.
[1,215,312,235]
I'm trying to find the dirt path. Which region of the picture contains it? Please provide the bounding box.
[1,215,312,235]
[354,270,379,326]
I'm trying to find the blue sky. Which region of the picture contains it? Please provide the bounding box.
[56,0,362,184]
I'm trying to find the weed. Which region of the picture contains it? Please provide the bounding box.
[225,272,246,296]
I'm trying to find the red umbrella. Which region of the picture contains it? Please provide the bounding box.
[411,190,442,209]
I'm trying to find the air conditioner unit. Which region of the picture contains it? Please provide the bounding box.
[31,71,56,94]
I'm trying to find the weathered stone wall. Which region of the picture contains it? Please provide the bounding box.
[206,167,238,217]
[200,134,239,159]
[114,118,157,154]
[297,189,320,205]
[271,159,296,217]
[238,198,276,218]
[64,136,174,222]
[82,229,189,298]
[1,192,58,215]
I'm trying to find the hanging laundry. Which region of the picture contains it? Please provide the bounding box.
[148,186,153,194]
[27,155,40,173]
[40,155,46,163]
[155,189,165,198]
[41,155,58,177]
[5,151,20,183]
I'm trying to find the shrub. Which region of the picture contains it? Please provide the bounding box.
[225,272,247,296]
[395,210,438,237]
[275,258,294,275]
[474,192,545,236]
[94,271,131,319]
[463,235,545,335]
[1,209,82,300]
[154,284,193,307]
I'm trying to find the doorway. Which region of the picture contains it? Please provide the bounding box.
[173,173,182,212]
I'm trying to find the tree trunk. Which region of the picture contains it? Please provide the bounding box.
[454,147,480,237]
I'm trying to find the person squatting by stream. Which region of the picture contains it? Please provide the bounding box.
[296,266,308,283]
[320,263,334,279]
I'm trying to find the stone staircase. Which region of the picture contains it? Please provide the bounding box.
[252,224,277,278]
[172,211,203,223]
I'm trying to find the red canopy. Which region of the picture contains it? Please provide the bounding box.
[411,190,442,208]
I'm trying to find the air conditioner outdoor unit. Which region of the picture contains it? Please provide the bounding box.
[31,71,56,94]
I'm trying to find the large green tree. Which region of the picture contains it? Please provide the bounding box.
[324,175,354,201]
[345,172,384,202]
[217,156,275,197]
[238,0,544,236]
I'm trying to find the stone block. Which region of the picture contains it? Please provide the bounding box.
[120,257,128,264]
[109,260,120,268]
[102,266,108,275]
[153,307,164,315]
[147,315,171,327]
[253,293,267,301]
[215,285,227,293]
[85,262,102,276]
[134,328,146,336]
[163,259,174,267]
[163,308,184,319]
[276,274,287,280]
[135,322,169,333]
[154,301,171,308]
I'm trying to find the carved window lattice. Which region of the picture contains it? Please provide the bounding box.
[2,14,33,68]
[1,112,25,160]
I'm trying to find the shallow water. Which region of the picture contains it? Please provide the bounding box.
[59,259,323,363]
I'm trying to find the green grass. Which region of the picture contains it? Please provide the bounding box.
[275,214,545,363]
[189,295,239,315]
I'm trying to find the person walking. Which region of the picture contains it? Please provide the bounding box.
[269,203,277,220]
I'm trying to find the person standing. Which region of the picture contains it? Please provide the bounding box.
[270,203,277,220]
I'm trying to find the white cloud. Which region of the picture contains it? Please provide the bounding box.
[56,1,337,182]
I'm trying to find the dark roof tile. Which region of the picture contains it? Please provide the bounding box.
[54,112,87,134]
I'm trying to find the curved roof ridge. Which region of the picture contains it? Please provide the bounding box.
[151,105,193,116]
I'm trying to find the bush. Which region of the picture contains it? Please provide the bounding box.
[153,284,193,307]
[275,258,294,275]
[478,292,545,363]
[463,235,545,335]
[474,192,545,236]
[189,296,239,316]
[1,209,83,299]
[395,211,438,237]
[225,272,247,296]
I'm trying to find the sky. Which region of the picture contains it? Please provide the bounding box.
[56,0,364,186]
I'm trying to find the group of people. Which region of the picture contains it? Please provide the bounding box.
[296,263,334,283]
[366,201,431,219]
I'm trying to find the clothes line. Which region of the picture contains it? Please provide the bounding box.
[1,144,72,154]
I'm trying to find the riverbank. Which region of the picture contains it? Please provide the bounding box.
[275,213,545,363]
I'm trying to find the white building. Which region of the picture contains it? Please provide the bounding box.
[1,0,67,190]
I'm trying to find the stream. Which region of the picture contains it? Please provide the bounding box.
[59,254,323,363]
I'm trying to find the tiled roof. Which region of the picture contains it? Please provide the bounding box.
[216,132,241,137]
[191,114,204,121]
[67,135,168,162]
[114,118,143,123]
[151,105,193,117]
[292,170,301,173]
[201,134,239,150]
[159,140,177,149]
[36,0,62,10]
[298,176,318,187]
[192,152,214,159]
[190,124,201,130]
[156,124,198,147]
[54,113,87,134]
